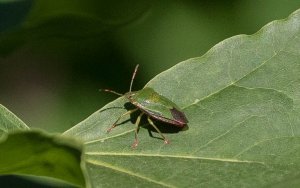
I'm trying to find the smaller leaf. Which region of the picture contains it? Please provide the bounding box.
[0,131,86,187]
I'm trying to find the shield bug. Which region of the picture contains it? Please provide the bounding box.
[102,64,188,148]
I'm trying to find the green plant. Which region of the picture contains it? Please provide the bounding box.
[1,8,300,188]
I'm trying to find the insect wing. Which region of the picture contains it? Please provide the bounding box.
[130,88,188,126]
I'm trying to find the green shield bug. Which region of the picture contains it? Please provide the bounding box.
[102,64,188,148]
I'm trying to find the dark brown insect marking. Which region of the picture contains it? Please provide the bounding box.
[170,108,188,124]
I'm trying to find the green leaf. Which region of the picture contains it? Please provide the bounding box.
[0,104,29,137]
[0,105,86,186]
[64,9,300,187]
[0,131,86,187]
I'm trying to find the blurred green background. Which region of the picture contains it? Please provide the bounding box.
[1,0,300,134]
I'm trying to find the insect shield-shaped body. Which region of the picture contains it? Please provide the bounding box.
[102,65,188,148]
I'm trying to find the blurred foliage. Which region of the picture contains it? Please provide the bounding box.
[0,0,300,134]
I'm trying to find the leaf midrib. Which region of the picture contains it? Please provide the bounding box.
[0,105,29,131]
[85,152,265,165]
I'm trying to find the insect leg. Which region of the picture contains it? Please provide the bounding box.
[147,116,170,144]
[132,112,144,148]
[107,108,138,132]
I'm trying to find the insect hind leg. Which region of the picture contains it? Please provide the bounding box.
[107,108,138,132]
[147,116,170,144]
[131,112,144,148]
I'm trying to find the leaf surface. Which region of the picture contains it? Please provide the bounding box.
[0,131,86,187]
[0,105,86,187]
[0,104,29,137]
[64,9,300,187]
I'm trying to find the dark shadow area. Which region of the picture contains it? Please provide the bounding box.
[142,118,188,132]
[0,0,33,32]
[125,102,139,120]
[0,175,75,188]
[143,118,189,141]
[101,102,137,131]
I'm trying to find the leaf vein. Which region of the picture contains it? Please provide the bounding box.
[192,116,258,153]
[233,136,297,158]
[183,32,299,110]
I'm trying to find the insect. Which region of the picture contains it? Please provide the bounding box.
[102,64,188,147]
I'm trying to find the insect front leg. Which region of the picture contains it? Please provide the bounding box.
[147,116,170,144]
[107,108,138,133]
[131,112,144,148]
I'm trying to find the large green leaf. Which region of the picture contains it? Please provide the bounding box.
[0,104,29,137]
[64,9,300,187]
[0,131,86,187]
[0,105,86,187]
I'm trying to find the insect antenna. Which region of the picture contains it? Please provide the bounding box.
[129,64,139,92]
[99,89,123,96]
